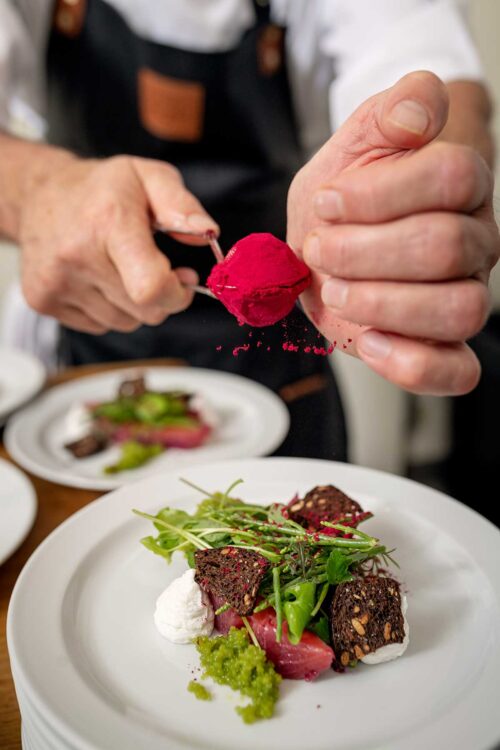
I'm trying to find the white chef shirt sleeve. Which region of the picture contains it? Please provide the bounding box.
[320,0,485,130]
[0,0,52,137]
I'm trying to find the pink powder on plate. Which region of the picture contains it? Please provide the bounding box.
[207,233,311,327]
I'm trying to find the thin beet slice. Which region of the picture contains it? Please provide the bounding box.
[194,547,269,616]
[207,233,311,327]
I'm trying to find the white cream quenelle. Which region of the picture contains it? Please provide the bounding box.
[154,568,214,644]
[361,595,410,665]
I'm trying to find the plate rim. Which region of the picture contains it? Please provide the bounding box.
[4,366,290,490]
[0,347,46,423]
[7,457,500,750]
[0,457,37,566]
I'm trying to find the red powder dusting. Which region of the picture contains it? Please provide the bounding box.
[232,343,251,357]
[207,233,311,327]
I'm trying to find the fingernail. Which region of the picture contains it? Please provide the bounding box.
[358,331,392,360]
[314,190,344,220]
[322,278,349,309]
[389,99,429,135]
[304,235,321,267]
[187,213,219,232]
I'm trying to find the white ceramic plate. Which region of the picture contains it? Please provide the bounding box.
[0,458,37,566]
[4,367,289,490]
[7,458,500,750]
[0,347,45,423]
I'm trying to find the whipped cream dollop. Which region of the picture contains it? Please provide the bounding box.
[154,568,214,644]
[65,403,93,441]
[361,594,409,665]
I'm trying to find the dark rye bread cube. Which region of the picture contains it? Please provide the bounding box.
[330,576,405,667]
[194,547,269,616]
[288,485,363,531]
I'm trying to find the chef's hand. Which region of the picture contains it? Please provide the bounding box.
[287,72,500,395]
[19,155,218,333]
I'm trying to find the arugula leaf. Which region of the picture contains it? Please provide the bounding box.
[92,398,137,423]
[283,582,316,645]
[326,549,354,585]
[309,615,331,645]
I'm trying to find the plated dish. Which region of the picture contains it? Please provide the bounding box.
[139,479,408,722]
[8,458,500,750]
[0,457,37,566]
[0,346,45,424]
[5,367,289,490]
[63,372,215,474]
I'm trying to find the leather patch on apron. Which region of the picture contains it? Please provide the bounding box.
[53,0,87,38]
[138,68,205,143]
[257,25,284,76]
[279,373,329,404]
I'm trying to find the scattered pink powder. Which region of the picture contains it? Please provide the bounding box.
[232,343,251,357]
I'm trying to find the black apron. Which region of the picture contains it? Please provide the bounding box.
[46,0,347,460]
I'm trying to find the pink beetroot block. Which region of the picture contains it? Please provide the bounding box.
[210,593,333,680]
[95,418,211,449]
[207,233,311,327]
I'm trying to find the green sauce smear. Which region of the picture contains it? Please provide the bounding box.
[187,681,212,701]
[195,627,281,724]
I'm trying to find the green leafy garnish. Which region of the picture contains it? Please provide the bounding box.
[135,479,397,644]
[282,582,316,644]
[104,441,163,474]
[326,549,355,585]
[309,614,331,645]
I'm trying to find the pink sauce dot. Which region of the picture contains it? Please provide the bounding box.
[216,345,222,351]
[304,346,311,353]
[256,341,262,348]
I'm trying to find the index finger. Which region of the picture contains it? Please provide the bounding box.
[107,210,193,312]
[314,142,492,224]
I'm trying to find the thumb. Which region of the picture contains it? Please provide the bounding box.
[334,70,449,158]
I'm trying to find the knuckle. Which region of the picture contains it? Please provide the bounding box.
[450,283,490,339]
[129,278,164,307]
[23,273,62,314]
[141,308,168,326]
[360,286,384,321]
[437,144,479,209]
[433,216,467,278]
[396,350,430,392]
[57,241,84,267]
[331,232,353,276]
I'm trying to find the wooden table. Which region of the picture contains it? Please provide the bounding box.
[0,360,183,750]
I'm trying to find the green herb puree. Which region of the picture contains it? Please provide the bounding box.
[104,441,163,474]
[187,681,212,701]
[195,627,281,724]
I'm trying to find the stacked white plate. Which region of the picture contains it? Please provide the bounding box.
[8,458,500,750]
[0,346,45,425]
